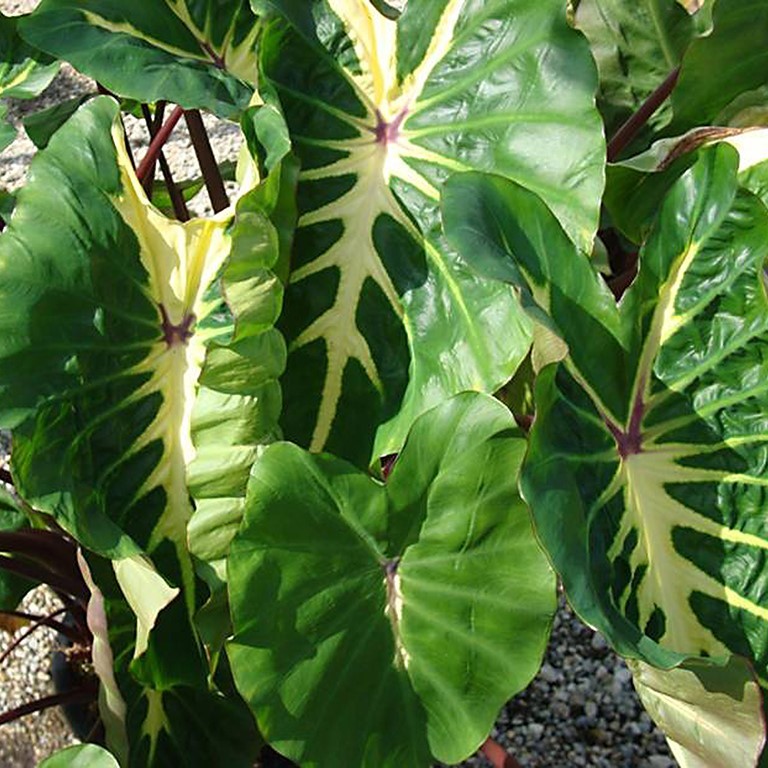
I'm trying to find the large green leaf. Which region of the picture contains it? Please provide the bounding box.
[227,392,556,767]
[19,1,259,118]
[0,96,284,644]
[38,744,121,768]
[574,0,699,148]
[605,126,768,244]
[78,551,261,768]
[629,656,765,768]
[670,0,768,132]
[258,0,605,465]
[443,147,768,684]
[0,12,59,151]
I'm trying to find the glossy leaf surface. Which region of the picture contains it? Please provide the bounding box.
[444,147,768,684]
[258,0,604,464]
[19,1,259,118]
[228,392,556,767]
[671,0,768,131]
[629,657,765,768]
[39,744,121,768]
[0,96,284,636]
[575,0,697,144]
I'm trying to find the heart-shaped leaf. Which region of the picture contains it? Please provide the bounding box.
[444,146,768,680]
[257,0,605,465]
[228,392,556,767]
[0,97,284,644]
[19,1,258,118]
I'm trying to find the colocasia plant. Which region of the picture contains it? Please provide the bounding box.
[0,0,767,766]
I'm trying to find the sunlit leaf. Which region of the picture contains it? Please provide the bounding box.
[444,147,768,683]
[19,1,259,118]
[228,392,556,766]
[629,656,765,768]
[257,0,604,465]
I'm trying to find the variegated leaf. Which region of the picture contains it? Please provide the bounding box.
[258,0,605,464]
[443,147,768,684]
[227,393,556,766]
[629,657,765,768]
[574,0,701,148]
[0,12,59,152]
[19,1,259,118]
[605,126,768,245]
[81,551,260,768]
[0,97,284,631]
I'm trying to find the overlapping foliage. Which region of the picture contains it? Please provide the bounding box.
[1,0,767,766]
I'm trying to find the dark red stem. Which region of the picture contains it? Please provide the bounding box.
[136,105,185,184]
[607,68,680,162]
[0,684,97,726]
[0,609,81,640]
[0,607,67,667]
[184,109,229,213]
[481,737,523,768]
[141,103,190,221]
[380,454,398,480]
[0,556,86,602]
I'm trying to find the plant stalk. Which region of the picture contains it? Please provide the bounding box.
[0,685,97,726]
[0,609,80,639]
[481,737,523,768]
[0,556,86,601]
[136,104,185,184]
[607,67,680,162]
[141,103,190,221]
[184,109,229,212]
[0,607,68,667]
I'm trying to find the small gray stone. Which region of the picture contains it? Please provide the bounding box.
[539,662,559,683]
[591,632,609,651]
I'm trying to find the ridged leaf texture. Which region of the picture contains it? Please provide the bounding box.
[443,146,768,681]
[0,97,284,626]
[228,393,556,767]
[19,1,260,117]
[257,0,605,465]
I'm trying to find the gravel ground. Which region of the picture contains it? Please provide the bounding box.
[0,3,676,765]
